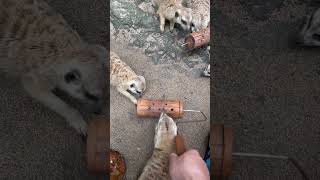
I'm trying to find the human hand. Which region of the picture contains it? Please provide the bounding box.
[169,149,210,180]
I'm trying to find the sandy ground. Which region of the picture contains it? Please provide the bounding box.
[110,42,210,179]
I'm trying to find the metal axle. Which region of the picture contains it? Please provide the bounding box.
[232,152,288,160]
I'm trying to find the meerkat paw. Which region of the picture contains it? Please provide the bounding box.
[67,113,88,135]
[169,21,175,31]
[126,95,137,105]
[160,24,165,32]
[132,98,138,105]
[159,14,166,32]
[117,88,138,105]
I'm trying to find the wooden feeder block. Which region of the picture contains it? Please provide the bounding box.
[86,116,126,179]
[184,27,210,50]
[210,124,234,179]
[137,99,184,119]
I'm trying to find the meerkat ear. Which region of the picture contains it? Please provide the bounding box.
[87,44,107,64]
[138,76,146,83]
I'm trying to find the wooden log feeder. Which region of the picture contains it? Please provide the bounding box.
[86,116,126,179]
[136,98,207,122]
[210,124,234,179]
[137,99,184,119]
[184,27,210,50]
[210,124,309,180]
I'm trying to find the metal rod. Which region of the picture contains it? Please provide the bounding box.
[232,152,288,160]
[175,109,207,123]
[232,152,309,180]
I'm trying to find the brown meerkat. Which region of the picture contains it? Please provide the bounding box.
[0,0,107,135]
[110,51,146,104]
[152,0,193,32]
[138,112,177,180]
[187,0,210,32]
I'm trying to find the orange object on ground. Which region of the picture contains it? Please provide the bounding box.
[86,117,109,174]
[185,27,210,50]
[137,99,184,119]
[86,116,126,179]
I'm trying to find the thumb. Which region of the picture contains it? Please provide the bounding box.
[169,153,178,163]
[169,153,178,177]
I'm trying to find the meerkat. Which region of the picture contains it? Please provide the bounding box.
[110,51,146,104]
[186,0,210,32]
[203,64,210,77]
[152,0,193,32]
[138,112,177,180]
[0,0,107,135]
[297,8,320,46]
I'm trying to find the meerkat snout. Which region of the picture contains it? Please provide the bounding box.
[127,76,146,98]
[56,45,107,113]
[175,8,193,31]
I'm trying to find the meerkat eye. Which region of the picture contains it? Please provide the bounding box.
[181,20,187,25]
[64,70,80,83]
[191,23,195,27]
[175,12,180,17]
[130,83,135,88]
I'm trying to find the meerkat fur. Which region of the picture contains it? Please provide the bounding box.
[297,8,320,46]
[110,51,146,104]
[0,0,107,135]
[152,0,193,32]
[138,112,177,180]
[187,0,210,32]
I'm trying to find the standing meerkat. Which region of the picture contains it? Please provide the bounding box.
[152,0,193,32]
[138,112,177,180]
[0,0,107,135]
[187,0,210,32]
[110,51,146,104]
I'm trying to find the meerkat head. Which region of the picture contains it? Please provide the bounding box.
[174,7,193,31]
[297,8,320,46]
[154,112,177,151]
[126,75,146,98]
[55,44,107,113]
[190,14,201,32]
